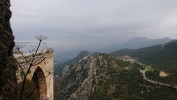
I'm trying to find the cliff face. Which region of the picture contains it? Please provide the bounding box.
[58,55,96,100]
[0,0,17,99]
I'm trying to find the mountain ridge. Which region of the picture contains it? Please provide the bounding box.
[58,53,177,100]
[56,39,177,100]
[100,37,171,53]
[111,39,177,68]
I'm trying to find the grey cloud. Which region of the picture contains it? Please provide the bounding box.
[11,0,177,51]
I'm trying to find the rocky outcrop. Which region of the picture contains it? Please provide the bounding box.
[68,56,96,100]
[58,53,177,100]
[0,0,17,99]
[58,54,122,100]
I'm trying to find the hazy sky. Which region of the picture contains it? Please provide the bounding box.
[11,0,177,52]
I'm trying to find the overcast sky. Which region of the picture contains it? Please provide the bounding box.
[11,0,177,52]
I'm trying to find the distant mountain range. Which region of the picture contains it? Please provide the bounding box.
[100,37,171,53]
[54,37,172,75]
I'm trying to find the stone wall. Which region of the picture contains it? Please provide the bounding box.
[0,0,17,99]
[15,50,54,99]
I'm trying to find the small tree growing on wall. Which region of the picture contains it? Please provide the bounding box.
[14,35,52,100]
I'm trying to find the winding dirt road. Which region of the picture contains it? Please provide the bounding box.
[140,69,177,89]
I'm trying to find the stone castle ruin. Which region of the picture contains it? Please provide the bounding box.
[14,49,54,99]
[0,0,54,99]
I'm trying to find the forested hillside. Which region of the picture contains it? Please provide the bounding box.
[111,40,177,70]
[58,53,177,100]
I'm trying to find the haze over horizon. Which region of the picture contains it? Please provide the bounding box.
[11,0,177,52]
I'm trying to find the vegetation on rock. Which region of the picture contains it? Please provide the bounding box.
[58,52,177,100]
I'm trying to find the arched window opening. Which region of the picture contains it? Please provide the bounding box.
[32,67,47,99]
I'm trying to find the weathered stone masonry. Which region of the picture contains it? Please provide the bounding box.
[0,0,17,99]
[15,50,54,99]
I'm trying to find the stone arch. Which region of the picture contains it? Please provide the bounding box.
[15,50,54,99]
[32,67,47,99]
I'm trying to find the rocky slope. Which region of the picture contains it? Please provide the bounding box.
[0,0,17,99]
[55,50,89,75]
[58,53,177,100]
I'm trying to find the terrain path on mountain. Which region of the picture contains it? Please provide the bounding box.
[140,69,177,89]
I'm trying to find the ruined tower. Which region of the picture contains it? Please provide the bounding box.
[15,49,54,99]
